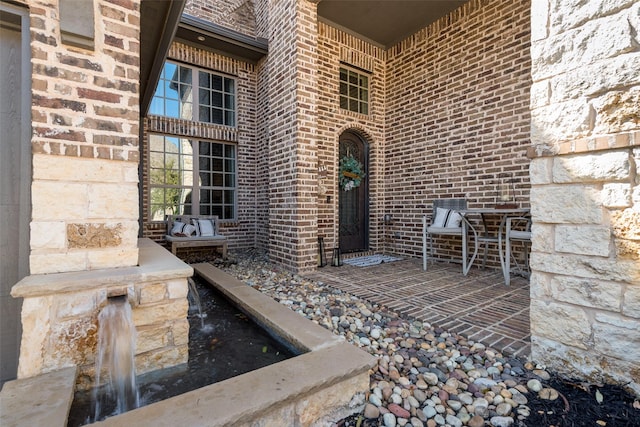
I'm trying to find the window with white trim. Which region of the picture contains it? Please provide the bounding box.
[150,61,236,126]
[149,135,236,221]
[339,66,369,115]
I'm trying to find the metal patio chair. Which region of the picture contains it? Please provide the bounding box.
[422,198,467,271]
[502,215,532,285]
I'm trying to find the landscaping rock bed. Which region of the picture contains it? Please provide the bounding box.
[216,251,640,427]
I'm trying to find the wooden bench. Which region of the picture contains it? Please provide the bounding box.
[165,215,228,259]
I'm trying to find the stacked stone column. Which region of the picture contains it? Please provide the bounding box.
[529,0,640,395]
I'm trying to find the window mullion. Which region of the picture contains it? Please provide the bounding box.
[192,139,200,214]
[192,70,199,122]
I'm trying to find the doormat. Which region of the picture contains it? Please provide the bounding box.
[342,254,402,267]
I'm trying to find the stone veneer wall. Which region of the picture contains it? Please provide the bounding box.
[141,42,259,249]
[25,0,141,274]
[384,0,532,262]
[11,1,191,381]
[12,239,190,384]
[529,0,640,395]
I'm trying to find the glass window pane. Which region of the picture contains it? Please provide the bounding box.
[225,145,235,158]
[224,78,234,93]
[212,92,223,107]
[339,68,347,81]
[199,71,210,88]
[339,82,347,96]
[224,205,234,219]
[348,70,358,85]
[211,75,222,91]
[211,109,223,124]
[340,96,348,110]
[164,62,177,78]
[199,89,210,105]
[165,79,179,100]
[360,88,368,102]
[361,102,368,115]
[199,156,210,171]
[149,98,163,115]
[199,141,209,156]
[199,107,210,123]
[179,67,192,85]
[225,111,235,126]
[149,167,164,185]
[349,98,358,111]
[359,75,368,87]
[199,205,210,216]
[224,158,235,172]
[212,173,223,186]
[199,171,210,186]
[212,206,222,217]
[166,100,179,118]
[212,190,223,204]
[224,94,234,108]
[224,174,235,187]
[349,85,358,98]
[211,144,223,157]
[212,158,223,171]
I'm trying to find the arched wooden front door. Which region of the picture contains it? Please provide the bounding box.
[338,131,369,253]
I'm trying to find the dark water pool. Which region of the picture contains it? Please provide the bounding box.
[68,275,297,426]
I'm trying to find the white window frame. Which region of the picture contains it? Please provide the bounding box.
[150,61,236,127]
[339,65,369,115]
[148,134,237,221]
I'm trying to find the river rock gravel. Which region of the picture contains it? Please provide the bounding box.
[215,251,640,427]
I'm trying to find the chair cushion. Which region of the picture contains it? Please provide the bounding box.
[427,226,463,235]
[432,207,463,228]
[510,230,531,241]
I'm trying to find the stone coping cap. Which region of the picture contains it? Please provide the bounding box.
[193,262,346,353]
[95,342,375,426]
[11,238,193,298]
[0,366,77,427]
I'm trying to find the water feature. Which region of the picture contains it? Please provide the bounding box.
[91,295,139,423]
[67,275,297,426]
[187,277,206,330]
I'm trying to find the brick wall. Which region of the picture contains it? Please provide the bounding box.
[184,0,257,37]
[529,0,640,395]
[384,0,532,265]
[174,0,532,271]
[261,0,319,272]
[315,23,386,255]
[26,0,141,273]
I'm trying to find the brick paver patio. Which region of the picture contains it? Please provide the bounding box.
[304,257,531,359]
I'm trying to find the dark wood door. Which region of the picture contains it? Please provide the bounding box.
[339,131,368,253]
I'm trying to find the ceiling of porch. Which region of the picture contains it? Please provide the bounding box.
[317,0,468,48]
[139,0,469,112]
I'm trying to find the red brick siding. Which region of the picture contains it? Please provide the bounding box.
[316,22,386,255]
[384,0,532,264]
[28,0,140,162]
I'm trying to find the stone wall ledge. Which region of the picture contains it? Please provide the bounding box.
[11,238,192,299]
[527,130,640,158]
[0,366,77,427]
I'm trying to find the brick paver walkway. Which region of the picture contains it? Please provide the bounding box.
[304,257,531,359]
